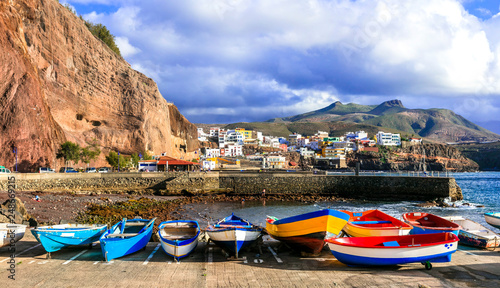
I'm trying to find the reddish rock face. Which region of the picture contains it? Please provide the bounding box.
[0,0,199,172]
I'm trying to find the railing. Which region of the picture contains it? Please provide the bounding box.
[325,171,453,178]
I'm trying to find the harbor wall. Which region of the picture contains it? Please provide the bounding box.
[0,172,462,201]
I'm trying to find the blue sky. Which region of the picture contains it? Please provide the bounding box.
[62,0,500,133]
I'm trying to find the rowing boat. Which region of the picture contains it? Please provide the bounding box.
[158,220,200,261]
[1,223,26,248]
[206,213,262,258]
[100,218,156,261]
[484,212,500,229]
[402,212,460,235]
[326,232,459,269]
[443,216,499,249]
[342,210,412,237]
[31,224,106,253]
[266,209,349,255]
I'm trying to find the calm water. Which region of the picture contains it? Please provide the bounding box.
[184,172,500,233]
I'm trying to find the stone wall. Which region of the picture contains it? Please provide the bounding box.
[0,172,462,201]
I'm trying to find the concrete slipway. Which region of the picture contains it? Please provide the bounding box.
[1,232,499,288]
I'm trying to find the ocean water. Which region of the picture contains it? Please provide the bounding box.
[184,172,500,233]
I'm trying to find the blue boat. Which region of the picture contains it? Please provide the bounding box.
[158,220,200,261]
[100,218,156,262]
[31,224,107,256]
[206,213,262,258]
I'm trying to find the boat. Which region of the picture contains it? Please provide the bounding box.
[31,224,107,255]
[1,223,26,248]
[402,212,460,235]
[341,210,413,237]
[266,209,350,255]
[158,220,200,261]
[326,232,459,269]
[443,216,500,249]
[100,218,156,262]
[484,212,500,229]
[206,213,262,258]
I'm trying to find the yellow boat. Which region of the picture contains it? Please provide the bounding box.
[266,209,349,254]
[342,210,413,237]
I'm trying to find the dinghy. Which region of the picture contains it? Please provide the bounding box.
[206,213,262,258]
[403,212,460,235]
[1,223,26,248]
[31,224,106,255]
[266,209,350,255]
[158,220,200,261]
[443,216,499,249]
[342,210,413,237]
[100,218,155,262]
[484,212,500,229]
[326,232,459,270]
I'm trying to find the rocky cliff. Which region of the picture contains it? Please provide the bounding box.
[348,144,479,172]
[0,0,198,171]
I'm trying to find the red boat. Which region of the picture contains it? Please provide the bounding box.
[402,212,460,235]
[341,210,413,237]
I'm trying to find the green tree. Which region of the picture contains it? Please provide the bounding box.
[85,21,121,56]
[81,139,101,167]
[106,151,131,170]
[56,141,81,170]
[142,151,153,160]
[131,153,140,168]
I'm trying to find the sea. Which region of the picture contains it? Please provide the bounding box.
[183,172,500,233]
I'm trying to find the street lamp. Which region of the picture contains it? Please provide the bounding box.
[13,147,17,172]
[118,151,120,172]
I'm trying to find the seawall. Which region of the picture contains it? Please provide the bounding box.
[0,172,462,201]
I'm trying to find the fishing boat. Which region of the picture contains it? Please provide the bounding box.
[402,212,460,235]
[326,232,459,270]
[341,210,413,237]
[206,213,262,258]
[100,218,156,262]
[266,209,350,255]
[443,216,500,249]
[158,220,200,261]
[31,224,107,255]
[1,223,26,248]
[484,212,500,229]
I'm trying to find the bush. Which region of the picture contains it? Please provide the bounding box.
[85,21,121,56]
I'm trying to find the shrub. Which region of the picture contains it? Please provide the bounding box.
[85,21,121,56]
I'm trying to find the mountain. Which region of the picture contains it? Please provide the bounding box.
[264,100,499,143]
[0,0,198,172]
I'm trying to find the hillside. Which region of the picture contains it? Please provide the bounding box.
[453,142,500,171]
[0,0,198,171]
[265,100,499,143]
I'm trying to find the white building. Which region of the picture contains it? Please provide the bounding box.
[333,141,355,151]
[205,148,220,158]
[376,131,401,146]
[297,138,310,147]
[225,130,244,145]
[197,128,208,141]
[307,141,320,151]
[202,160,216,171]
[209,127,220,138]
[223,144,243,157]
[346,131,368,140]
[299,147,315,158]
[288,133,302,147]
[315,131,329,139]
[263,155,286,169]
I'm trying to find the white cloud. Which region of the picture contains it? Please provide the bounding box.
[74,0,500,123]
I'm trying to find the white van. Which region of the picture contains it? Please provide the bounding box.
[39,167,55,173]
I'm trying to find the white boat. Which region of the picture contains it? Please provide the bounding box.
[158,220,200,261]
[484,213,500,229]
[443,216,500,249]
[1,223,26,247]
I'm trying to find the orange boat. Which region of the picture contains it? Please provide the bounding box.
[341,210,413,237]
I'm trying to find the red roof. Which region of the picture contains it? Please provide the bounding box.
[157,156,199,166]
[289,161,297,166]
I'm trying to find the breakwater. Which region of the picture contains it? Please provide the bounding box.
[0,172,462,201]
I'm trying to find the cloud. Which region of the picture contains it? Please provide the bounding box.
[71,0,500,123]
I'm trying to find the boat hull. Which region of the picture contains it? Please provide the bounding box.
[326,233,458,267]
[31,224,106,253]
[442,216,499,249]
[100,219,155,261]
[403,212,460,236]
[266,209,350,254]
[484,213,500,229]
[207,228,261,255]
[158,220,200,260]
[0,224,26,248]
[343,210,412,237]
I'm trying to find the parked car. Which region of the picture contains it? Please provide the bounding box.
[39,167,55,173]
[98,167,110,173]
[139,168,149,172]
[85,167,97,173]
[59,167,78,173]
[0,166,11,174]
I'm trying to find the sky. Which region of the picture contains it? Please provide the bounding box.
[62,0,500,132]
